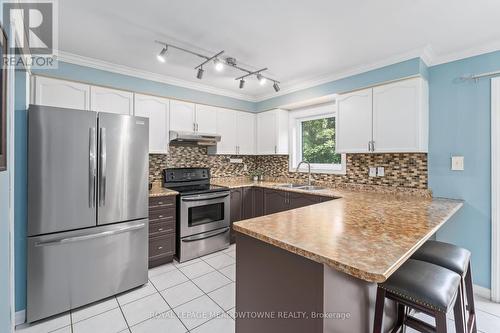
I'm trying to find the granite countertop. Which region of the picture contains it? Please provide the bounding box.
[217,179,463,283]
[149,183,178,198]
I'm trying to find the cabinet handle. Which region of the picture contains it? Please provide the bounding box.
[274,145,277,154]
[372,141,375,152]
[158,246,163,250]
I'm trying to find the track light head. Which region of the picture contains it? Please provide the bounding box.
[196,67,204,79]
[157,46,168,63]
[257,74,267,85]
[273,82,280,92]
[239,79,245,89]
[214,58,224,71]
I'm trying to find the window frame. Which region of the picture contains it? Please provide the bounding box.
[288,102,346,175]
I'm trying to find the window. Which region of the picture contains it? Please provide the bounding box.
[289,103,346,174]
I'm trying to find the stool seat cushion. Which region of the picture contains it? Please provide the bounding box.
[380,259,461,313]
[411,240,471,276]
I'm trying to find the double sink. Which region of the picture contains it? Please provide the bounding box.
[275,183,326,191]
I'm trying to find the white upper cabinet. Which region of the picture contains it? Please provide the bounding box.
[236,111,256,155]
[256,109,289,155]
[195,104,218,133]
[216,108,238,154]
[170,100,196,132]
[90,86,133,115]
[336,88,373,153]
[134,94,169,154]
[33,76,90,110]
[336,77,429,153]
[372,77,428,152]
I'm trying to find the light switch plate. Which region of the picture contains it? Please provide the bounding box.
[369,167,377,177]
[377,167,385,177]
[451,156,464,171]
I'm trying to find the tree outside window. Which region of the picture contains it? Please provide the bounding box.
[301,117,341,165]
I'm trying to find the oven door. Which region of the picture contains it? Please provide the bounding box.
[180,191,230,237]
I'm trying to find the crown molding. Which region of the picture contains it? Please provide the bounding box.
[55,51,259,102]
[255,46,431,102]
[428,40,500,66]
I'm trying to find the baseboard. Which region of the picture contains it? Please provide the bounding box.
[474,284,491,299]
[15,310,25,326]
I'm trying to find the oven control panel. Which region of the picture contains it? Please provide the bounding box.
[164,168,209,183]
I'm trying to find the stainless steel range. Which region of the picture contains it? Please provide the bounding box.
[163,168,230,262]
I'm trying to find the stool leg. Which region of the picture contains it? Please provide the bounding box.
[390,303,405,333]
[435,312,447,333]
[373,287,386,333]
[454,284,466,333]
[464,262,477,333]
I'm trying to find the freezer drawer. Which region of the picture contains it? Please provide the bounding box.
[27,219,148,323]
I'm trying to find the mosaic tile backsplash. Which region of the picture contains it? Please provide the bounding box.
[150,147,428,189]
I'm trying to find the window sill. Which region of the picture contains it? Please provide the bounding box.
[289,168,347,175]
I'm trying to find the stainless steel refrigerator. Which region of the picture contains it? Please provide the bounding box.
[27,104,149,323]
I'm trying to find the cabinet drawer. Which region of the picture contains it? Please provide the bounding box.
[149,234,175,259]
[149,220,175,238]
[149,208,175,223]
[149,196,176,210]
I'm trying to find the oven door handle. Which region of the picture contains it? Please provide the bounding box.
[181,228,229,242]
[181,193,230,202]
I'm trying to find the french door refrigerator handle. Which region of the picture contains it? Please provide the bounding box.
[89,128,97,207]
[34,223,146,247]
[99,127,107,206]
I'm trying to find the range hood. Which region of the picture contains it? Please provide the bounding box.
[169,130,221,147]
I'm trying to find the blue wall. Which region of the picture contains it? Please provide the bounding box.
[255,58,426,111]
[429,51,500,289]
[14,70,27,312]
[33,62,256,112]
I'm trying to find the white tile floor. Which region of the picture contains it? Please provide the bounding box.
[17,245,237,333]
[14,243,500,333]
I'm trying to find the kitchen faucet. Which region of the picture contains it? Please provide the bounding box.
[296,161,312,186]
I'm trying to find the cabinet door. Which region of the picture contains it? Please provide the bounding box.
[90,86,133,115]
[33,76,90,110]
[253,187,264,217]
[134,94,169,154]
[289,192,321,210]
[242,187,255,219]
[263,189,288,215]
[230,188,243,244]
[170,100,195,132]
[195,104,218,133]
[336,88,373,153]
[256,111,277,154]
[216,108,237,155]
[373,78,425,152]
[236,111,256,155]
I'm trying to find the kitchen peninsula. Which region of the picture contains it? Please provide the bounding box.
[229,181,463,333]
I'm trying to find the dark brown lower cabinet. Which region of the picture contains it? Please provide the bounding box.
[148,195,176,268]
[230,187,334,243]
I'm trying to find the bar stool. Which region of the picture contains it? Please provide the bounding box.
[373,259,465,333]
[411,240,477,333]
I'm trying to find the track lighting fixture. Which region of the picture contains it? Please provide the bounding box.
[157,46,168,63]
[154,40,280,93]
[257,74,267,85]
[273,82,280,92]
[196,67,204,80]
[214,58,224,71]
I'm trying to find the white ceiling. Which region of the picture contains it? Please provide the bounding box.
[58,0,500,101]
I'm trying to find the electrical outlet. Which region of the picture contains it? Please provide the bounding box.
[451,156,464,171]
[229,158,243,164]
[243,164,248,171]
[369,167,377,177]
[377,167,385,177]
